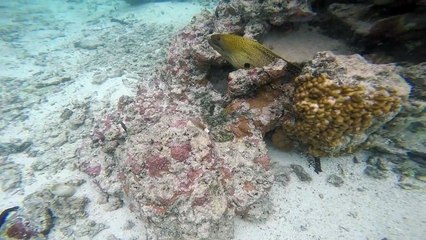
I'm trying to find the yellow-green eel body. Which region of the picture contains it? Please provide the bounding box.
[207,33,301,74]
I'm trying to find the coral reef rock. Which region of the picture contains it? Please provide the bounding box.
[80,15,275,237]
[366,62,425,164]
[224,59,295,137]
[86,111,271,239]
[115,112,272,239]
[366,99,426,164]
[214,0,315,36]
[226,59,292,97]
[328,2,426,40]
[282,51,410,157]
[400,62,426,101]
[87,82,274,239]
[326,1,426,63]
[78,1,421,239]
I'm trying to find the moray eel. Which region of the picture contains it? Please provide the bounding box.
[207,33,301,75]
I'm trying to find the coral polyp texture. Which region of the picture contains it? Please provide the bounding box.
[282,52,410,157]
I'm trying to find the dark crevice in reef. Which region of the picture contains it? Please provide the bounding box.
[207,65,234,95]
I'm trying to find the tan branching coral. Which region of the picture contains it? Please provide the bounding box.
[285,73,403,157]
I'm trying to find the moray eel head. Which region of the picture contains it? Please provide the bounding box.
[207,33,301,75]
[208,33,277,69]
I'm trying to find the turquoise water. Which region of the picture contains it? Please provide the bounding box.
[0,1,425,240]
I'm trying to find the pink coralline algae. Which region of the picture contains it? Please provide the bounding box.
[169,143,192,162]
[170,119,188,129]
[6,220,38,240]
[145,155,170,177]
[83,164,102,177]
[254,155,272,171]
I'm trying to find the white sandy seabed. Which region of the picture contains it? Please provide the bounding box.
[0,1,425,240]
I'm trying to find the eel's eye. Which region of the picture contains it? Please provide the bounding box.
[244,63,251,69]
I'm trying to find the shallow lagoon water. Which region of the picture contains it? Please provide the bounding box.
[1,0,425,239]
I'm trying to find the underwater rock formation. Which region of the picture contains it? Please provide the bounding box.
[78,11,276,238]
[281,51,410,156]
[366,99,426,163]
[117,113,272,238]
[165,11,226,88]
[214,0,315,37]
[226,59,291,97]
[82,86,273,239]
[363,63,425,165]
[326,1,426,63]
[223,59,296,138]
[400,63,426,101]
[328,1,425,40]
[78,0,422,239]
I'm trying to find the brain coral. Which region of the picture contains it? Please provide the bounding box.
[282,51,411,157]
